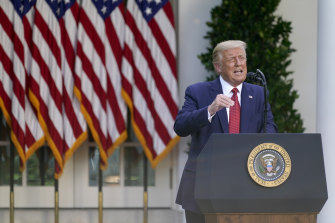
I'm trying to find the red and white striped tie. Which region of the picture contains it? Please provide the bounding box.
[229,88,240,133]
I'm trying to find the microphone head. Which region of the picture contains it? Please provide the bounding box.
[247,72,257,77]
[246,72,263,84]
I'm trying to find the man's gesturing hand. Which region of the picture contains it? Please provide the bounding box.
[208,94,234,116]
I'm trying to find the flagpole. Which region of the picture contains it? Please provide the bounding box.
[143,152,148,223]
[10,140,14,223]
[39,147,46,186]
[55,170,59,223]
[99,158,103,223]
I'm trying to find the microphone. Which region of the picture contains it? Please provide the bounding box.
[246,69,268,133]
[246,72,257,78]
[246,72,263,83]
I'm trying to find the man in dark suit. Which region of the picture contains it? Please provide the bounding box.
[174,40,277,223]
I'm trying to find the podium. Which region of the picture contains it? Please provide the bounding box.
[195,133,328,223]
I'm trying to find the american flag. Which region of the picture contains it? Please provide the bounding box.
[29,0,87,178]
[122,0,179,167]
[0,0,45,170]
[59,0,87,164]
[74,0,127,169]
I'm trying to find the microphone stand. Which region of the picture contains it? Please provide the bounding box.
[246,69,268,133]
[256,69,268,133]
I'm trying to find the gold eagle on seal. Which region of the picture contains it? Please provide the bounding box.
[260,154,280,176]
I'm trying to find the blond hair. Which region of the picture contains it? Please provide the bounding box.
[212,40,247,67]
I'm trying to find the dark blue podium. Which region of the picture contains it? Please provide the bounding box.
[195,133,328,223]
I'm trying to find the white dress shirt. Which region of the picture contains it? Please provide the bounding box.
[208,76,242,123]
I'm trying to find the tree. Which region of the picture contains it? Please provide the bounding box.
[198,0,304,132]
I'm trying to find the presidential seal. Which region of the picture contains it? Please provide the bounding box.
[247,143,291,187]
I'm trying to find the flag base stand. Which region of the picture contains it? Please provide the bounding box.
[99,191,103,223]
[10,191,14,223]
[143,153,148,223]
[55,183,59,223]
[10,140,14,223]
[143,191,148,223]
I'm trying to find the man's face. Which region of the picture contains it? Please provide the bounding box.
[218,47,247,87]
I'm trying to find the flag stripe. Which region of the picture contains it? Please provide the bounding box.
[0,36,26,166]
[1,0,46,168]
[79,9,106,65]
[14,1,45,160]
[162,2,174,28]
[130,3,177,99]
[76,42,108,148]
[30,0,65,173]
[133,63,172,144]
[0,48,14,117]
[106,5,124,69]
[76,42,107,111]
[34,11,62,69]
[125,12,178,116]
[124,29,176,135]
[105,17,126,135]
[122,0,180,167]
[75,0,128,169]
[22,16,33,54]
[1,0,90,174]
[61,4,87,141]
[148,19,176,78]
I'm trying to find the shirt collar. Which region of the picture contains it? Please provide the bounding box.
[219,75,243,95]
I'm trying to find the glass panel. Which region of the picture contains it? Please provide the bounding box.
[124,147,155,186]
[0,114,10,141]
[89,147,121,186]
[0,113,23,185]
[0,146,23,186]
[27,147,54,186]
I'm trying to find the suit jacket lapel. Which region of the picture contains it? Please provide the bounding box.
[209,78,229,133]
[240,83,254,133]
